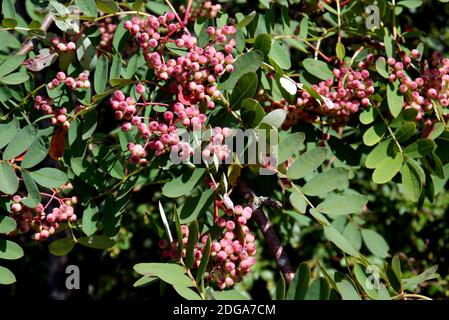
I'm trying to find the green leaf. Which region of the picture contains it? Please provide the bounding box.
[385,263,401,293]
[109,54,122,81]
[75,0,98,16]
[254,33,271,59]
[21,170,41,208]
[336,41,345,60]
[269,40,291,70]
[230,72,258,108]
[78,235,115,249]
[0,72,29,85]
[260,109,286,129]
[310,208,330,225]
[342,223,362,251]
[361,229,390,258]
[402,265,439,290]
[286,262,310,300]
[211,288,250,300]
[274,275,286,300]
[404,139,436,158]
[30,168,68,189]
[323,225,360,257]
[112,20,129,52]
[387,81,404,117]
[219,51,263,90]
[303,58,333,80]
[395,122,416,143]
[82,203,99,236]
[173,285,202,300]
[287,148,328,180]
[162,168,206,198]
[2,0,16,19]
[363,123,386,146]
[0,55,25,78]
[0,239,24,260]
[353,264,380,299]
[179,189,214,224]
[196,235,211,284]
[76,34,97,70]
[317,194,368,215]
[428,122,445,140]
[185,220,199,269]
[0,215,16,234]
[173,207,184,260]
[392,255,402,282]
[279,76,297,96]
[423,152,445,179]
[0,162,18,195]
[0,119,19,149]
[82,111,98,140]
[133,276,157,288]
[384,29,393,58]
[304,278,330,300]
[366,140,393,169]
[401,161,422,202]
[398,0,423,9]
[2,125,37,160]
[372,152,403,184]
[289,188,307,214]
[2,18,17,28]
[21,138,48,169]
[123,53,139,79]
[96,0,120,13]
[336,276,361,300]
[385,256,404,293]
[134,263,194,288]
[302,168,348,196]
[158,201,173,243]
[94,55,108,94]
[278,132,305,164]
[0,265,16,285]
[240,98,265,128]
[49,238,76,256]
[375,57,389,78]
[236,11,256,28]
[299,16,309,38]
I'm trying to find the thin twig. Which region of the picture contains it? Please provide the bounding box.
[17,13,54,56]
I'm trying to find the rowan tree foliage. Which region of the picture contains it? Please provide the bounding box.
[0,0,448,300]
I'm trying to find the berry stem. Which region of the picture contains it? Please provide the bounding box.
[183,0,194,25]
[17,13,54,55]
[164,0,185,28]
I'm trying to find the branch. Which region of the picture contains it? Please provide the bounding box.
[17,13,54,56]
[238,178,295,284]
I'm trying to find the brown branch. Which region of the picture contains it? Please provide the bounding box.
[17,13,54,56]
[239,178,295,284]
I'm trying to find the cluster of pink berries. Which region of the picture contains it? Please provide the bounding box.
[33,95,76,129]
[34,96,84,130]
[268,57,375,129]
[269,54,374,129]
[50,37,76,53]
[97,17,117,51]
[179,1,222,21]
[111,87,223,162]
[124,13,236,109]
[9,195,78,241]
[47,71,91,90]
[201,127,233,162]
[161,205,256,290]
[383,50,449,127]
[110,89,186,161]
